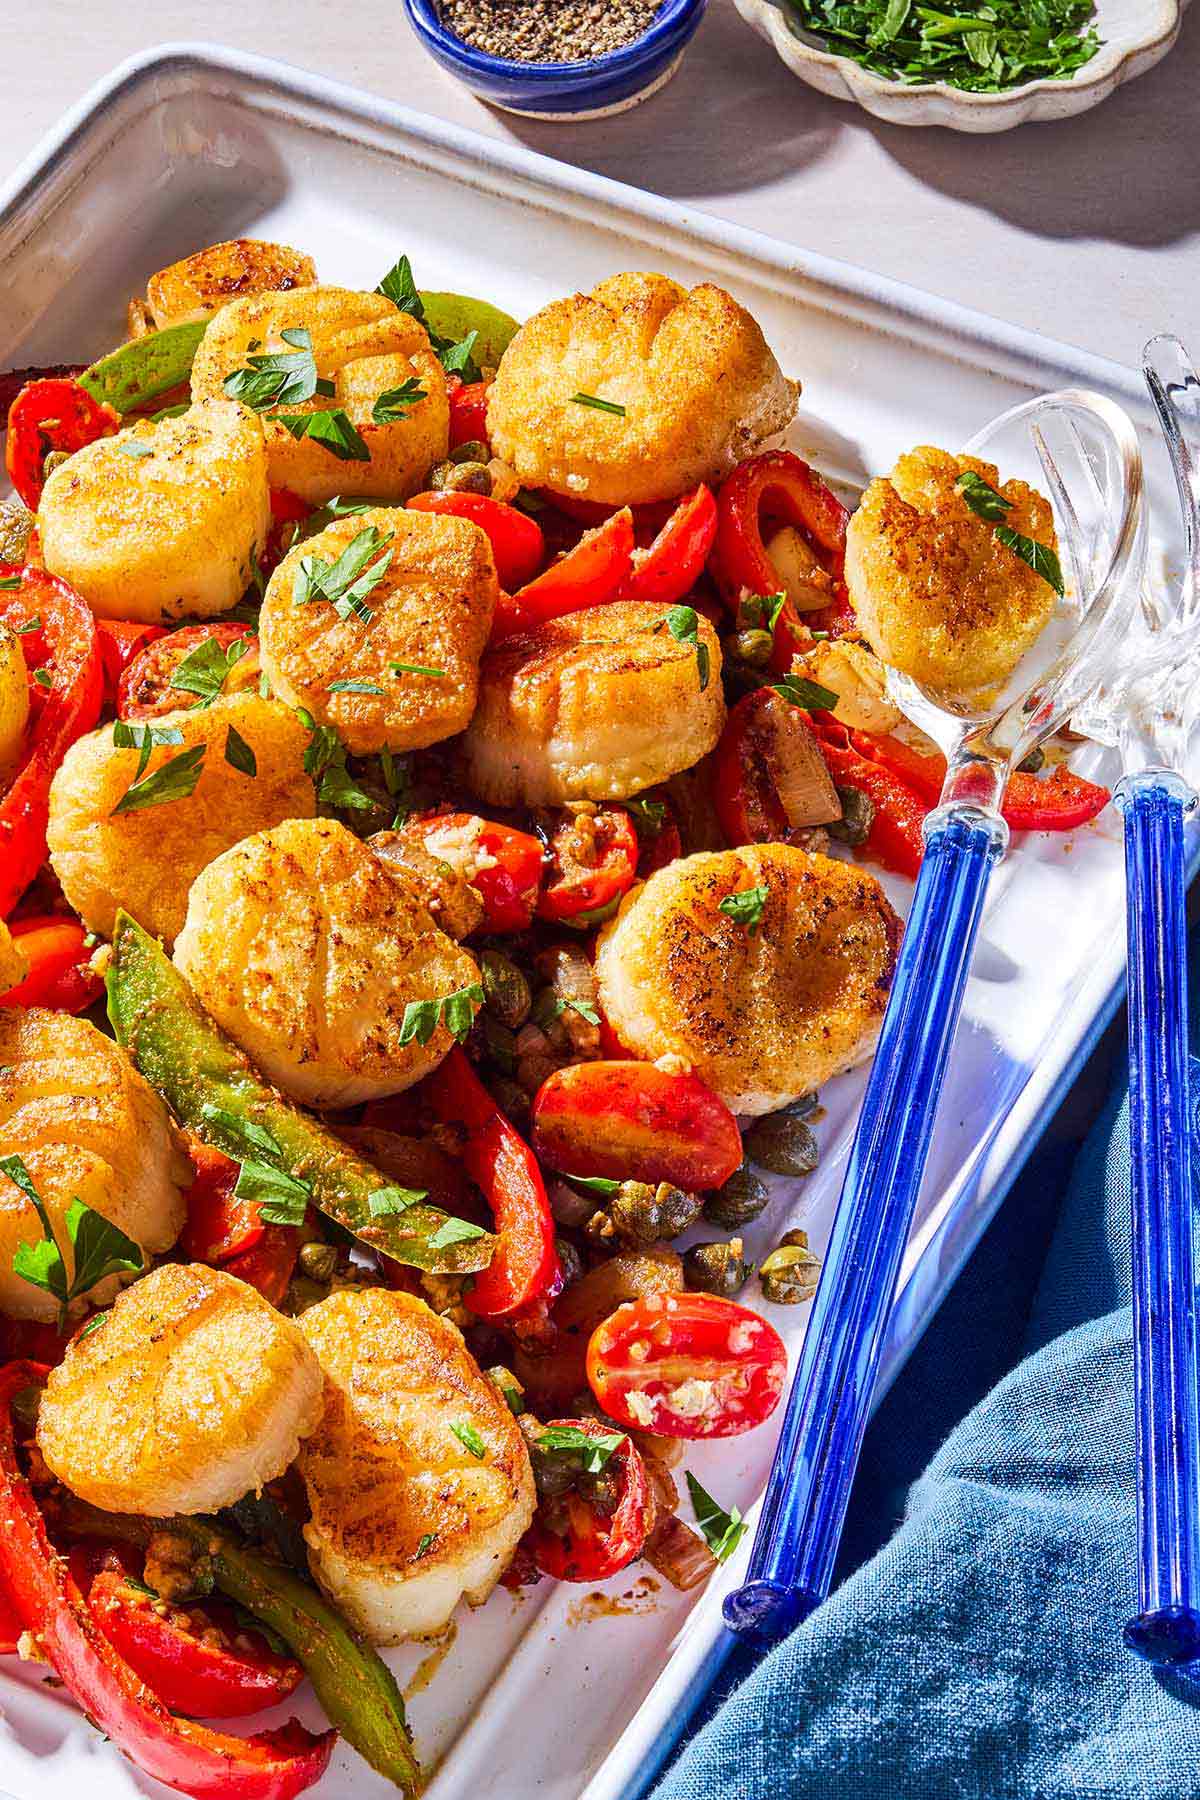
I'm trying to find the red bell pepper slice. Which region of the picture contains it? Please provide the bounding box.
[810,716,927,880]
[0,1361,334,1798]
[181,1142,265,1265]
[447,377,492,451]
[620,485,717,607]
[406,491,545,592]
[712,686,842,847]
[537,808,639,926]
[524,1420,655,1582]
[84,1568,304,1721]
[848,730,1111,832]
[492,509,635,641]
[0,565,103,919]
[0,913,102,1013]
[712,450,852,670]
[422,1048,561,1322]
[5,378,120,511]
[96,620,167,707]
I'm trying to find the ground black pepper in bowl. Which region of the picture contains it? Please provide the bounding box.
[439,0,666,64]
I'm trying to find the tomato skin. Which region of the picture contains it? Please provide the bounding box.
[531,1061,743,1192]
[588,1291,788,1439]
[0,914,102,1013]
[260,487,312,577]
[494,509,635,641]
[223,1229,302,1309]
[5,378,119,510]
[95,620,167,706]
[406,491,545,593]
[405,810,544,932]
[180,1141,264,1265]
[621,485,717,608]
[117,622,259,721]
[448,378,492,450]
[847,728,1109,833]
[537,808,639,924]
[525,1419,655,1582]
[713,688,791,845]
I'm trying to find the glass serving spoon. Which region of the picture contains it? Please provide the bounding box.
[723,390,1146,1647]
[1077,336,1200,1670]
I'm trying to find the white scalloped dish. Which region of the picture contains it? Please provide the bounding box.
[732,0,1187,132]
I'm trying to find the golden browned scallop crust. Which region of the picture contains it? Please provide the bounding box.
[486,272,798,507]
[173,818,482,1108]
[297,1287,535,1643]
[39,401,271,624]
[0,1009,189,1321]
[190,287,448,505]
[46,693,315,949]
[594,844,902,1115]
[460,598,725,806]
[845,446,1058,699]
[37,1263,324,1515]
[143,239,318,329]
[259,508,497,755]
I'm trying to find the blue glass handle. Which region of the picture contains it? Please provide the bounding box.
[1117,771,1200,1667]
[724,806,1007,1646]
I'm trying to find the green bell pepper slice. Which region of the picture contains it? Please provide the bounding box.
[78,320,207,415]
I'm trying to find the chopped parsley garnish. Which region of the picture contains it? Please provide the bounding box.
[741,590,787,633]
[276,409,370,463]
[537,1424,626,1474]
[0,577,22,592]
[372,378,427,425]
[112,718,183,779]
[328,679,386,695]
[224,724,257,776]
[198,1107,281,1162]
[570,392,626,417]
[111,742,205,814]
[399,982,485,1048]
[297,710,376,813]
[374,254,482,380]
[380,747,413,827]
[428,1216,489,1251]
[32,669,52,689]
[414,1533,436,1561]
[390,661,446,679]
[627,796,666,838]
[955,470,1064,596]
[449,1420,487,1459]
[534,992,601,1030]
[440,330,480,379]
[1,1153,143,1325]
[294,525,393,625]
[660,604,710,692]
[719,885,769,936]
[368,1185,427,1218]
[233,1160,310,1227]
[686,1472,749,1563]
[769,673,839,713]
[170,634,251,706]
[564,1174,621,1197]
[376,254,424,319]
[223,327,333,411]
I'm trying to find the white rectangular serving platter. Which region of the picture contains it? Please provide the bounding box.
[0,45,1188,1800]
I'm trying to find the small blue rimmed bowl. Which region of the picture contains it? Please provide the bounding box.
[403,0,708,119]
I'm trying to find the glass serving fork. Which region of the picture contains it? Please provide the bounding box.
[724,390,1146,1646]
[1076,337,1200,1670]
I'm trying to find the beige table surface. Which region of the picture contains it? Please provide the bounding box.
[1,0,1197,370]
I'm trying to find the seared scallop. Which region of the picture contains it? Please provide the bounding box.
[460,599,725,806]
[47,693,315,948]
[190,286,448,506]
[595,844,902,1115]
[845,446,1059,698]
[37,1263,324,1515]
[140,239,318,331]
[0,1008,189,1321]
[487,272,797,507]
[296,1287,535,1643]
[38,401,270,624]
[0,623,29,785]
[173,817,482,1108]
[259,508,497,755]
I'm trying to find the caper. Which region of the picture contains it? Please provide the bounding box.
[684,1237,750,1298]
[730,628,774,668]
[449,439,489,465]
[781,1092,819,1119]
[745,1112,819,1178]
[481,1013,517,1075]
[491,1077,531,1128]
[828,784,875,848]
[704,1165,770,1229]
[480,949,532,1030]
[9,1384,41,1433]
[521,1420,579,1499]
[605,1179,704,1246]
[297,1241,339,1283]
[760,1228,821,1304]
[555,1236,585,1288]
[434,460,492,496]
[1018,745,1045,775]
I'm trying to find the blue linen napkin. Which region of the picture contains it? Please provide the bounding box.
[648,967,1200,1800]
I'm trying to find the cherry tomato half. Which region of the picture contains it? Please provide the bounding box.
[117,622,259,721]
[0,913,101,1013]
[448,377,493,451]
[4,377,120,511]
[525,1419,655,1582]
[621,485,717,608]
[95,620,167,707]
[537,808,639,926]
[531,1061,743,1192]
[406,492,545,592]
[180,1140,264,1265]
[587,1291,787,1439]
[406,811,544,933]
[712,687,842,846]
